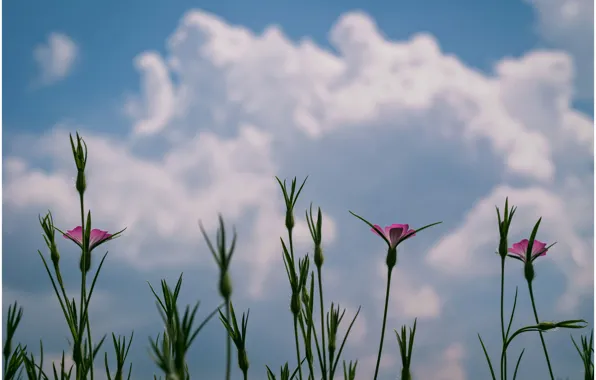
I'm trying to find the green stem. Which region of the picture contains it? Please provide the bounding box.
[78,193,87,380]
[317,268,328,380]
[225,299,231,380]
[527,281,555,380]
[298,316,315,379]
[293,314,304,380]
[500,257,507,380]
[373,268,393,380]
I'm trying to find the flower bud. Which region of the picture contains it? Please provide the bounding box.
[219,272,233,300]
[290,293,301,315]
[285,211,295,232]
[301,288,310,307]
[386,247,397,269]
[76,171,86,195]
[328,338,336,358]
[314,245,324,268]
[238,349,250,373]
[498,238,508,258]
[538,321,557,331]
[50,244,60,266]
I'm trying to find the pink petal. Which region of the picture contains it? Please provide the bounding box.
[64,226,83,244]
[89,229,111,246]
[532,240,548,257]
[508,239,528,256]
[371,225,385,238]
[405,229,416,238]
[384,225,392,237]
[388,224,406,243]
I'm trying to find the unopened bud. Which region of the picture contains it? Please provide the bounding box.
[290,293,301,315]
[76,171,86,195]
[314,245,324,268]
[219,272,233,300]
[238,350,250,373]
[538,321,557,331]
[285,212,295,232]
[50,244,60,266]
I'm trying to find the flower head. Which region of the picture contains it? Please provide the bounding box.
[508,239,549,263]
[371,224,416,249]
[64,226,113,252]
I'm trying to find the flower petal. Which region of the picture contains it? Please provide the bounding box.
[532,240,547,256]
[388,224,406,244]
[508,239,528,256]
[371,225,385,238]
[89,229,111,247]
[64,226,83,244]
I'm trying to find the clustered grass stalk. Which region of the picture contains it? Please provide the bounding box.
[478,200,587,380]
[571,330,594,380]
[199,216,237,380]
[395,318,417,380]
[2,131,591,380]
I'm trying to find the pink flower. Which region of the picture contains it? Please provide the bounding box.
[508,239,548,263]
[64,226,113,252]
[371,224,416,249]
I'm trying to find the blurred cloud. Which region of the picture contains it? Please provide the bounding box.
[33,32,78,86]
[525,0,594,99]
[4,7,593,379]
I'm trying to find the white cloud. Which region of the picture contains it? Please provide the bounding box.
[524,0,594,99]
[124,10,591,183]
[417,343,467,380]
[3,124,335,298]
[33,33,78,85]
[127,52,176,135]
[5,8,592,321]
[374,263,442,320]
[426,184,593,311]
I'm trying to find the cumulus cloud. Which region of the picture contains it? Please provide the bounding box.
[373,263,441,320]
[123,10,591,183]
[33,33,78,85]
[525,0,594,99]
[4,8,593,378]
[126,52,176,135]
[426,184,593,311]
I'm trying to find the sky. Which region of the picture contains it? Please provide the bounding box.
[2,0,594,379]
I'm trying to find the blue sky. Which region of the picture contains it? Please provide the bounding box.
[2,0,594,379]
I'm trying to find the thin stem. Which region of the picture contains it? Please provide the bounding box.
[297,315,315,379]
[500,257,507,380]
[317,268,328,380]
[527,281,555,380]
[289,231,295,262]
[373,268,393,380]
[294,314,304,380]
[78,193,87,380]
[225,299,231,380]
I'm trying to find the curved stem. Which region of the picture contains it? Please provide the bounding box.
[500,257,507,380]
[527,281,555,380]
[373,268,393,380]
[317,268,328,380]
